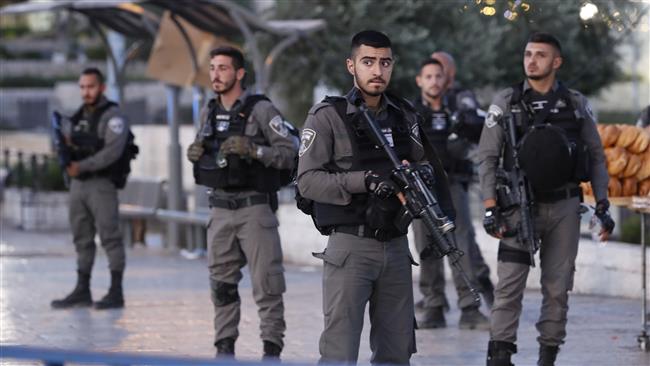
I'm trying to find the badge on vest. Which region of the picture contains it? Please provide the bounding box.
[382,127,394,147]
[75,120,90,132]
[299,128,316,157]
[431,113,447,131]
[215,114,230,132]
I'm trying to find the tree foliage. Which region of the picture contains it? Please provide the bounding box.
[268,0,646,124]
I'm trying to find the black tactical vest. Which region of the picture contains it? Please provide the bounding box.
[503,82,589,190]
[193,95,284,192]
[311,96,412,229]
[69,101,117,161]
[413,98,453,170]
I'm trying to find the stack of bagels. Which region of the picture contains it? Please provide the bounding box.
[581,124,650,197]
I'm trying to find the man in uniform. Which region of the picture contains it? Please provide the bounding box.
[297,30,455,364]
[186,46,296,359]
[51,68,129,310]
[412,56,492,330]
[478,32,614,366]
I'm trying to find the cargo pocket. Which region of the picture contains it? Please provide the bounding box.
[264,269,286,295]
[259,214,279,229]
[312,249,351,268]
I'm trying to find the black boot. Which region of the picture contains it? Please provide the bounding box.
[94,271,124,310]
[51,271,92,309]
[262,340,282,359]
[418,306,446,329]
[537,344,559,366]
[215,337,235,357]
[479,276,495,308]
[459,305,490,330]
[487,340,516,366]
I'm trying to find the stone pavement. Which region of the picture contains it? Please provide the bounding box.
[1,223,649,366]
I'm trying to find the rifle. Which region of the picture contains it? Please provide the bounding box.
[51,111,71,188]
[501,114,540,267]
[360,106,480,303]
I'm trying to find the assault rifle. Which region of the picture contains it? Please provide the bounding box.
[51,111,71,188]
[501,114,540,267]
[360,106,480,303]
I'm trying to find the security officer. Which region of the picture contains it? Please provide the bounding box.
[297,30,455,364]
[51,68,129,310]
[412,56,492,330]
[186,46,295,359]
[478,32,614,366]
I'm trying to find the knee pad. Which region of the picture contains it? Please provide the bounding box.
[211,281,240,306]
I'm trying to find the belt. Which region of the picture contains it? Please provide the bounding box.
[333,225,402,242]
[209,194,268,210]
[535,186,582,203]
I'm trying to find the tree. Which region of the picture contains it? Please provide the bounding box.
[268,0,646,125]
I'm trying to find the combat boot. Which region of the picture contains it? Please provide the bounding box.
[215,337,235,357]
[51,271,92,309]
[486,340,516,366]
[418,306,446,329]
[262,340,282,360]
[537,344,559,366]
[459,305,490,330]
[94,271,124,310]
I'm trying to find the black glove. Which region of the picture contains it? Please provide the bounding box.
[483,206,503,238]
[595,199,615,235]
[365,170,397,199]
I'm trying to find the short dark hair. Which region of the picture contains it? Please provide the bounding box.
[527,32,562,55]
[419,58,444,73]
[210,46,245,70]
[350,30,391,57]
[81,67,104,84]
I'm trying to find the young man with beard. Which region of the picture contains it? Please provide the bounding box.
[412,58,491,330]
[297,30,454,364]
[186,46,296,359]
[50,68,129,310]
[478,32,614,365]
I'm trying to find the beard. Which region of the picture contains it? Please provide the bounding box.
[526,66,553,81]
[354,74,386,97]
[213,77,236,94]
[424,89,442,100]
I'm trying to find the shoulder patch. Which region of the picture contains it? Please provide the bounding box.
[108,116,125,134]
[298,128,317,157]
[485,104,503,128]
[269,115,289,137]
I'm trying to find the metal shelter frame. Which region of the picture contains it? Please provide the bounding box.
[1,0,325,250]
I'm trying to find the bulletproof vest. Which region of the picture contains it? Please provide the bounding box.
[193,94,284,192]
[504,82,588,192]
[311,96,412,229]
[68,101,138,188]
[69,101,117,161]
[413,98,453,169]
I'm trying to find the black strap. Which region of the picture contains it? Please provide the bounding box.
[209,194,269,210]
[498,244,532,266]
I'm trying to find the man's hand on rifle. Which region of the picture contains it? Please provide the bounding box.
[365,170,397,199]
[595,199,615,241]
[66,162,80,178]
[483,206,504,239]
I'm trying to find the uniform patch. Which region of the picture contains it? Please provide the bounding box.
[299,128,316,157]
[381,127,394,147]
[269,115,289,137]
[485,104,503,128]
[108,117,124,134]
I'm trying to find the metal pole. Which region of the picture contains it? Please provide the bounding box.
[105,31,126,104]
[639,211,649,350]
[165,85,183,250]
